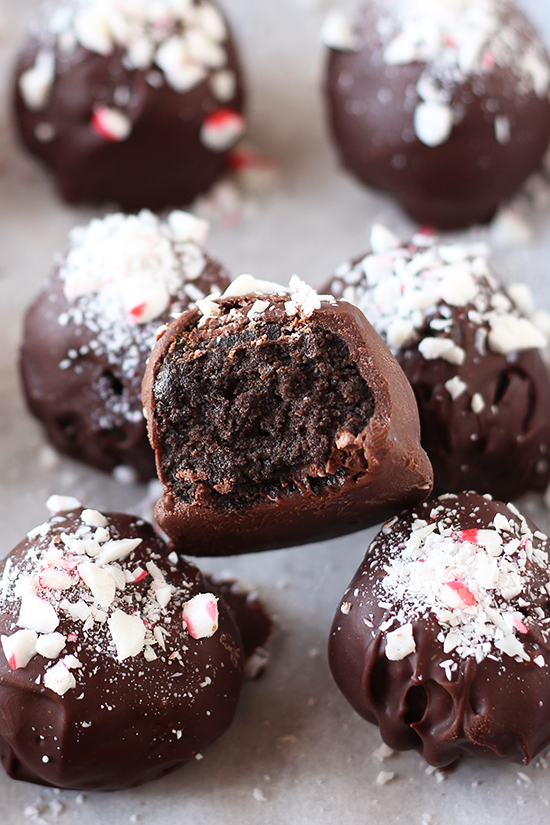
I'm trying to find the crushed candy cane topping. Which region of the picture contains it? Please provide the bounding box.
[21,0,237,110]
[0,501,219,698]
[362,495,550,669]
[325,0,550,147]
[196,274,336,324]
[328,225,547,405]
[55,209,217,424]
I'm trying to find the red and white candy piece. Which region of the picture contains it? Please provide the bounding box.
[38,567,75,591]
[91,106,132,142]
[182,593,219,639]
[108,610,146,661]
[124,281,170,325]
[1,629,38,670]
[441,578,477,609]
[200,109,246,152]
[17,593,60,634]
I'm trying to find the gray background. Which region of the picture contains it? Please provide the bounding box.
[2,0,550,823]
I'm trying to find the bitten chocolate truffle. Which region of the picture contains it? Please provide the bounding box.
[20,210,230,481]
[0,496,243,791]
[142,274,433,556]
[329,492,550,766]
[323,0,550,229]
[14,0,246,211]
[323,225,550,501]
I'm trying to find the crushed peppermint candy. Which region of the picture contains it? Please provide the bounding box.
[358,494,550,669]
[52,209,222,425]
[328,0,550,148]
[21,0,238,112]
[196,274,336,325]
[326,225,548,410]
[0,502,220,699]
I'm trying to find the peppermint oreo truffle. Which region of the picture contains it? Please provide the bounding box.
[21,210,230,481]
[14,0,246,210]
[330,492,550,766]
[0,495,243,791]
[142,274,433,556]
[323,226,550,500]
[323,0,550,229]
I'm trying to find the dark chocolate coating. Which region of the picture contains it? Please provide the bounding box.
[20,256,230,481]
[142,294,433,555]
[325,1,550,229]
[322,252,550,501]
[0,509,243,791]
[14,6,245,211]
[329,493,550,766]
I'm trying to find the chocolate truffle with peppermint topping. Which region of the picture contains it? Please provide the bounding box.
[330,492,550,766]
[323,0,550,229]
[142,274,433,556]
[322,225,550,501]
[14,0,246,211]
[20,210,230,481]
[0,496,243,791]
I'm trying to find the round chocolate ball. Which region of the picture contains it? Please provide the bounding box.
[0,496,243,791]
[14,0,246,211]
[20,209,230,481]
[324,0,550,229]
[323,226,550,501]
[330,492,550,766]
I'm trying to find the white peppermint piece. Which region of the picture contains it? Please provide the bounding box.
[386,318,416,350]
[19,50,56,111]
[494,115,511,145]
[471,393,486,414]
[17,593,59,635]
[80,509,108,529]
[445,376,467,400]
[198,3,227,42]
[418,337,464,365]
[168,211,209,245]
[196,298,222,322]
[38,567,74,591]
[74,9,113,55]
[495,634,529,661]
[27,522,51,540]
[532,309,550,338]
[210,70,236,102]
[46,495,81,513]
[414,102,453,147]
[223,274,261,298]
[96,538,141,566]
[78,563,116,609]
[200,110,246,151]
[385,623,416,661]
[182,593,219,639]
[1,630,38,670]
[488,314,546,355]
[507,283,535,318]
[155,36,208,93]
[534,655,546,667]
[108,610,146,661]
[370,224,399,254]
[44,659,76,696]
[186,28,225,68]
[36,632,66,659]
[438,267,477,307]
[154,585,173,608]
[321,11,356,51]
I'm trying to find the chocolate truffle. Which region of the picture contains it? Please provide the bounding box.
[14,0,246,211]
[21,209,230,481]
[329,492,550,766]
[0,495,243,791]
[323,225,550,501]
[142,274,433,556]
[323,0,550,229]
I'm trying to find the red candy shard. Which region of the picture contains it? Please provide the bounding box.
[446,578,476,606]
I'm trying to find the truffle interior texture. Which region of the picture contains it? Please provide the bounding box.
[153,310,376,510]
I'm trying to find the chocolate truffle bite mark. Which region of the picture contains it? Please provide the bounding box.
[142,275,433,556]
[14,0,246,211]
[323,0,550,229]
[20,210,230,481]
[329,492,550,766]
[0,495,243,791]
[323,225,550,501]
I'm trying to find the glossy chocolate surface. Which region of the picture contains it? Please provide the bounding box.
[0,506,244,791]
[142,292,433,555]
[330,492,550,766]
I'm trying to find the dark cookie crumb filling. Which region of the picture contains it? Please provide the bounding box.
[153,310,375,510]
